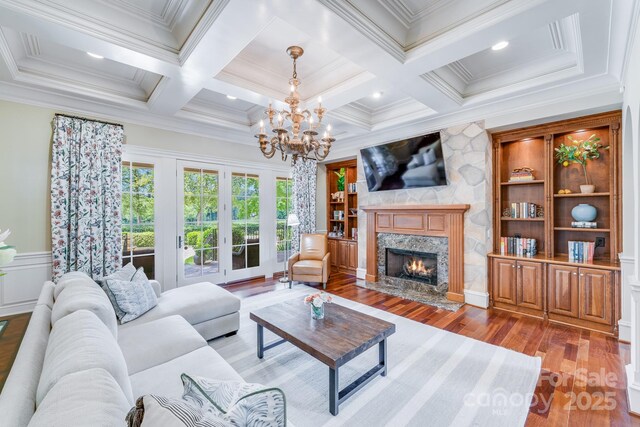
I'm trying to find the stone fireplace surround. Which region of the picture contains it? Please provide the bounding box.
[361,204,470,303]
[378,234,448,293]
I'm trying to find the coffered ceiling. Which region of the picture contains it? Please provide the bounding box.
[0,0,636,155]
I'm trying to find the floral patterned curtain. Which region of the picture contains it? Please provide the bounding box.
[292,158,317,253]
[50,115,124,281]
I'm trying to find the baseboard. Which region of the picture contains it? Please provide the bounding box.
[464,289,489,308]
[619,320,631,342]
[356,268,366,280]
[627,364,640,415]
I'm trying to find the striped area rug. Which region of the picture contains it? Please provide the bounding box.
[210,287,541,427]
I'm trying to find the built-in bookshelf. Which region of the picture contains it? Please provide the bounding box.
[326,159,358,274]
[488,111,622,336]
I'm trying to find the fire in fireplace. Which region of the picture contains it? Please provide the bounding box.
[385,248,437,285]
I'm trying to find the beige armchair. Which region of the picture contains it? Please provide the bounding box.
[288,234,330,289]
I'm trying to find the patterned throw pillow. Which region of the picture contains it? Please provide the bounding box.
[105,268,157,323]
[181,374,286,426]
[97,263,137,318]
[126,395,233,427]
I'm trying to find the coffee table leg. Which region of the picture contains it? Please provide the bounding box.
[379,339,387,377]
[329,367,339,415]
[257,324,264,359]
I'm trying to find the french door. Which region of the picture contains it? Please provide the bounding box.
[177,161,263,285]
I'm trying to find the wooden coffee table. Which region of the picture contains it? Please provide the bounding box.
[250,299,396,415]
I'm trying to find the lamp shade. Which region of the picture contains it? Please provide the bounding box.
[287,213,300,227]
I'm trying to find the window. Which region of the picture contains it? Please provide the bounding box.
[122,162,155,278]
[231,173,260,270]
[183,168,219,278]
[276,177,293,263]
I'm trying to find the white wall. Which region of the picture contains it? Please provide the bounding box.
[622,10,640,414]
[0,99,290,315]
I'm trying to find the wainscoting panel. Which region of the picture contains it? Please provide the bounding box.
[0,252,51,316]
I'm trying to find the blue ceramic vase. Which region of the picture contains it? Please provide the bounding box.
[571,204,597,222]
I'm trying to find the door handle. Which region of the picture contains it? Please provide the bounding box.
[572,272,577,276]
[177,235,183,249]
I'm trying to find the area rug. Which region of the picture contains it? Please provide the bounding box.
[210,287,541,427]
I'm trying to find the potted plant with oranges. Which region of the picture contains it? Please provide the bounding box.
[554,134,608,193]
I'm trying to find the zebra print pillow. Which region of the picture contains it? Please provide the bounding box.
[181,374,286,426]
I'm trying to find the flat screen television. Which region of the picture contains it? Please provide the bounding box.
[360,131,447,192]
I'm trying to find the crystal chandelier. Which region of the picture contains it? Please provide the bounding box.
[255,46,335,164]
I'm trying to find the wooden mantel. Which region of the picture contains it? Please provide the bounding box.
[361,204,470,303]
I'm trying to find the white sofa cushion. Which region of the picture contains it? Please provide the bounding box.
[118,315,206,375]
[120,282,241,329]
[51,284,118,338]
[37,310,133,406]
[0,304,51,427]
[28,368,131,427]
[36,282,55,309]
[53,272,98,299]
[129,346,243,399]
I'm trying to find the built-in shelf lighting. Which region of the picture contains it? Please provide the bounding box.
[86,52,104,59]
[226,95,237,100]
[372,91,383,99]
[491,41,509,51]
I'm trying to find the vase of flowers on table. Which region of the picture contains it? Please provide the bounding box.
[0,229,17,277]
[304,292,332,320]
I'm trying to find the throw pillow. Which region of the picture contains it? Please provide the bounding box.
[181,374,286,426]
[126,395,233,427]
[406,153,425,169]
[105,268,157,323]
[97,263,137,318]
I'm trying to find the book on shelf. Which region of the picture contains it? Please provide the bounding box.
[500,237,537,257]
[568,241,595,263]
[506,202,540,219]
[571,221,597,229]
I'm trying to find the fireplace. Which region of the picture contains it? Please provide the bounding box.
[385,248,438,286]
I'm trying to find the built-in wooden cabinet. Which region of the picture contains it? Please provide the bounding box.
[578,268,612,325]
[326,159,358,274]
[489,111,622,336]
[491,258,543,316]
[547,265,579,318]
[516,260,544,311]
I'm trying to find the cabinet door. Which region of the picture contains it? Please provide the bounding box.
[492,258,517,305]
[328,239,338,268]
[516,261,543,310]
[578,268,612,325]
[348,241,358,270]
[338,240,349,269]
[548,265,579,317]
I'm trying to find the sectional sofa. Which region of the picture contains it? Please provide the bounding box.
[0,272,243,426]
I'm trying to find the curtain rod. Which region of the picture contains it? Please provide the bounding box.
[54,113,123,128]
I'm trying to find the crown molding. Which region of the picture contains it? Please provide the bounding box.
[317,0,405,62]
[0,0,181,63]
[420,72,464,105]
[0,80,254,145]
[178,0,230,64]
[328,75,622,156]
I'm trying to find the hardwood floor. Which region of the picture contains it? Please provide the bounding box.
[0,312,31,392]
[225,273,639,427]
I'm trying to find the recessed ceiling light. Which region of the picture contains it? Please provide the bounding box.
[86,52,104,59]
[372,91,382,99]
[491,41,509,51]
[226,95,237,100]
